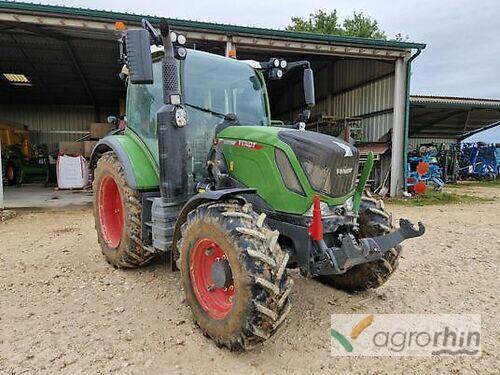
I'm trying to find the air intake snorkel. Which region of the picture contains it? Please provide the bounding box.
[155,19,189,203]
[121,18,188,252]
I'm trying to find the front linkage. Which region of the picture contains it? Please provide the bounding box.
[312,216,425,275]
[307,154,425,276]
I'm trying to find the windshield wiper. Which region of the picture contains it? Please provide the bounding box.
[185,102,236,121]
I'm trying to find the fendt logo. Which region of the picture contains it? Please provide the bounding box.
[336,167,353,175]
[234,140,263,150]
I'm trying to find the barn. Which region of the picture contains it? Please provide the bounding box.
[0,1,427,207]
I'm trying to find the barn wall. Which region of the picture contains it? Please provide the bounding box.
[0,105,116,152]
[272,57,396,142]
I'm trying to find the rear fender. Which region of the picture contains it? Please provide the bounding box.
[89,135,159,190]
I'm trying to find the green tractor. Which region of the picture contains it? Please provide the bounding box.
[90,19,425,350]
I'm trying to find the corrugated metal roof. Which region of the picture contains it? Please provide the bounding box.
[410,95,500,109]
[409,96,500,139]
[0,1,426,50]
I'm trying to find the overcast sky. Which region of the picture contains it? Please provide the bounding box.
[17,0,500,99]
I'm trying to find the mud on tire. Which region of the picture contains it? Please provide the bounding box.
[93,151,157,268]
[179,201,293,350]
[318,192,402,292]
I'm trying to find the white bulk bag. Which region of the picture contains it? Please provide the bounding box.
[57,155,89,189]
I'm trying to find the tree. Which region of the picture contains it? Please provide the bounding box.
[342,12,386,39]
[287,10,343,35]
[286,10,404,41]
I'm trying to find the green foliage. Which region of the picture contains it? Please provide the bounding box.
[286,10,405,41]
[342,12,386,39]
[444,180,500,189]
[287,10,343,35]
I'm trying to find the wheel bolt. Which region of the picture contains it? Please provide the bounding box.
[205,248,213,256]
[229,285,234,291]
[207,284,215,291]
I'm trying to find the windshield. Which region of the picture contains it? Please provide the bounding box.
[182,50,270,126]
[180,50,269,178]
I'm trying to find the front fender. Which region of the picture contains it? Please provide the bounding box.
[90,134,160,190]
[170,188,256,270]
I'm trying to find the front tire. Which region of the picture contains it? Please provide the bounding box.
[318,194,402,292]
[179,201,293,350]
[93,151,156,268]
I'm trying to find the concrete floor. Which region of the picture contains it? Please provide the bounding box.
[2,184,92,209]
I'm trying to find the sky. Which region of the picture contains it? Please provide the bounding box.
[463,123,500,143]
[11,0,500,99]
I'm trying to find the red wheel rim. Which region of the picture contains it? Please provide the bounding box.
[98,176,123,248]
[6,164,14,181]
[190,238,235,320]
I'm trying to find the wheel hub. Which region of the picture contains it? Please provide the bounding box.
[190,238,235,320]
[210,258,232,289]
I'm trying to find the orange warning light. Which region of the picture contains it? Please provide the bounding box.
[115,21,126,30]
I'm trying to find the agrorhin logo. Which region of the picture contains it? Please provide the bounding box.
[331,314,481,357]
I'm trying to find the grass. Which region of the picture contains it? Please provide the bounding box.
[386,190,494,207]
[445,179,500,188]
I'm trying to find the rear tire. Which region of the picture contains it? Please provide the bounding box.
[318,194,401,292]
[4,160,17,186]
[93,151,156,268]
[179,201,293,350]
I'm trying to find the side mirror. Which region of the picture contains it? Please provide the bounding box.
[125,29,153,84]
[303,68,315,107]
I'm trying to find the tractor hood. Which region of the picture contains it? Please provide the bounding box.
[217,125,359,214]
[278,130,359,198]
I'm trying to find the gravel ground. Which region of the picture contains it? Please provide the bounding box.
[0,184,498,374]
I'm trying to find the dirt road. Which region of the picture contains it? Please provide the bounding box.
[1,185,498,374]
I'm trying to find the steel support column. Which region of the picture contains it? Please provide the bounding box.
[225,38,236,58]
[390,57,407,197]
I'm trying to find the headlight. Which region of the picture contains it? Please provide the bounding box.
[275,149,304,196]
[170,31,177,43]
[174,107,188,127]
[175,46,187,59]
[344,197,353,212]
[177,34,186,45]
[273,58,280,67]
[269,68,283,80]
[280,59,287,69]
[304,200,332,217]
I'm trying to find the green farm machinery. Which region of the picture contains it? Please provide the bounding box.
[90,19,425,350]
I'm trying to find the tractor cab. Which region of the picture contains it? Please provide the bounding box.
[126,50,271,180]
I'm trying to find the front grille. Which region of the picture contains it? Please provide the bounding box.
[278,130,359,197]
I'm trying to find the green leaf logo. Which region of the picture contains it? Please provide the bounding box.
[330,329,353,352]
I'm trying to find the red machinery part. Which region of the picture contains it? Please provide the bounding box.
[414,181,427,195]
[416,161,430,176]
